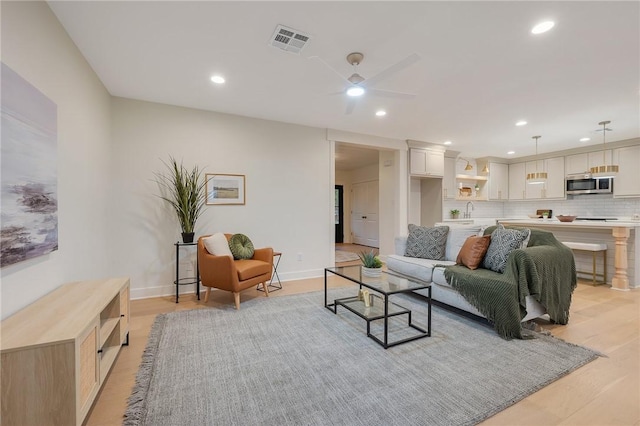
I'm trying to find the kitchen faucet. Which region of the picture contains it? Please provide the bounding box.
[464,201,475,219]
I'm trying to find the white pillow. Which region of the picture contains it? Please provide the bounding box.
[445,225,482,261]
[203,233,233,258]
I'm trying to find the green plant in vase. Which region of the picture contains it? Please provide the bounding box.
[450,209,460,219]
[154,157,207,243]
[358,250,383,277]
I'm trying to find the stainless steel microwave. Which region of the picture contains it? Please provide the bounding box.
[566,173,613,195]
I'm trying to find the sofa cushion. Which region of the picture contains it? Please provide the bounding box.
[482,225,531,273]
[386,255,455,283]
[203,233,233,258]
[235,259,270,281]
[445,225,482,261]
[456,235,491,270]
[229,233,255,260]
[405,224,449,260]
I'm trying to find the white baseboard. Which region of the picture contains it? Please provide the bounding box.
[130,268,325,300]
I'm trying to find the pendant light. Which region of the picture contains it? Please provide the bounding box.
[481,164,490,173]
[590,120,618,177]
[464,160,473,171]
[526,135,547,184]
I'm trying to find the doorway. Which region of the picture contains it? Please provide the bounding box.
[335,185,344,243]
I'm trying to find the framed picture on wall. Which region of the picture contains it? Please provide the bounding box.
[206,174,245,205]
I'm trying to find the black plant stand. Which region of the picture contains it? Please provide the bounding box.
[174,241,200,303]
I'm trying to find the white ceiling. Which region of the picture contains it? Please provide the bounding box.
[48,1,639,160]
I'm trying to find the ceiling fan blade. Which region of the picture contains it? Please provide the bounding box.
[361,53,420,89]
[308,55,350,84]
[367,88,416,99]
[345,98,357,115]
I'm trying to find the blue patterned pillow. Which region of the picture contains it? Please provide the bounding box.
[405,224,449,260]
[482,225,531,273]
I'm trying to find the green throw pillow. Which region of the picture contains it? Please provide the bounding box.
[229,234,255,260]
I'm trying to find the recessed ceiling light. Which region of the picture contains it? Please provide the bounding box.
[346,86,365,97]
[531,21,555,35]
[579,137,590,142]
[515,120,527,126]
[443,141,452,145]
[375,110,387,117]
[507,151,515,155]
[210,75,225,84]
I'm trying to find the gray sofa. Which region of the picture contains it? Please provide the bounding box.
[386,225,546,322]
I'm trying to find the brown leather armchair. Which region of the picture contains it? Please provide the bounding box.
[198,234,273,309]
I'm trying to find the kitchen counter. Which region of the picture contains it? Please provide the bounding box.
[499,219,639,290]
[498,219,640,229]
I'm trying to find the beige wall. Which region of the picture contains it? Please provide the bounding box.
[1,2,113,319]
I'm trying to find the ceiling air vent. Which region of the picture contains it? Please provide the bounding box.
[269,25,311,54]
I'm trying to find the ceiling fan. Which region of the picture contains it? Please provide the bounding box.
[311,52,421,114]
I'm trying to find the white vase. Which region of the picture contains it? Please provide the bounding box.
[362,266,382,277]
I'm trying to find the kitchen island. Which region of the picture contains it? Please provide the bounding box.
[498,219,639,290]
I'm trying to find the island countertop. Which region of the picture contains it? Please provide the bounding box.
[499,218,638,290]
[498,219,640,229]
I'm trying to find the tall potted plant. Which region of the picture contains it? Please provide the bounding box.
[154,157,207,243]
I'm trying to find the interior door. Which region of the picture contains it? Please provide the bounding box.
[335,185,344,243]
[351,180,379,248]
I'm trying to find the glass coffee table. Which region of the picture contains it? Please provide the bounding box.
[324,265,431,349]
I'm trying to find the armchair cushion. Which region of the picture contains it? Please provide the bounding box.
[229,233,255,260]
[236,259,272,281]
[203,233,233,258]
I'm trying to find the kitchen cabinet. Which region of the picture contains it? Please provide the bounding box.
[508,162,526,200]
[613,145,640,197]
[410,148,444,177]
[487,162,508,200]
[543,156,566,199]
[565,151,613,175]
[520,157,565,200]
[443,157,456,199]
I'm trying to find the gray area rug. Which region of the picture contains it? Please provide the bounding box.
[124,289,599,426]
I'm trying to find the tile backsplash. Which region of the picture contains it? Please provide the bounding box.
[443,194,640,219]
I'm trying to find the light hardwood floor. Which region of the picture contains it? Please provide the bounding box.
[85,278,640,426]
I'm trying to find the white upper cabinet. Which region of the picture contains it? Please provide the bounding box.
[510,157,564,200]
[443,157,456,199]
[543,156,566,199]
[508,162,526,200]
[525,157,565,199]
[613,145,640,197]
[410,148,444,177]
[487,162,508,200]
[565,151,613,175]
[565,153,588,175]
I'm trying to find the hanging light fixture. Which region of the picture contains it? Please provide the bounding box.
[481,163,489,173]
[590,120,618,177]
[526,135,547,184]
[464,160,473,171]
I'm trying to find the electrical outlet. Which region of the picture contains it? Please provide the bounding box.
[297,253,303,261]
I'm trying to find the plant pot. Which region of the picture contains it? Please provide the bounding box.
[362,266,382,278]
[451,214,459,219]
[181,232,195,243]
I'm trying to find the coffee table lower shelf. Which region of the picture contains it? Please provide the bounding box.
[326,294,430,349]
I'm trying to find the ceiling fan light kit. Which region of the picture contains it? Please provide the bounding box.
[526,135,547,184]
[590,120,619,177]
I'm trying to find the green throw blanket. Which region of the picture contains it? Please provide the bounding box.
[443,226,577,339]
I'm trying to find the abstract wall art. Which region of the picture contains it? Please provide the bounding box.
[1,62,58,268]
